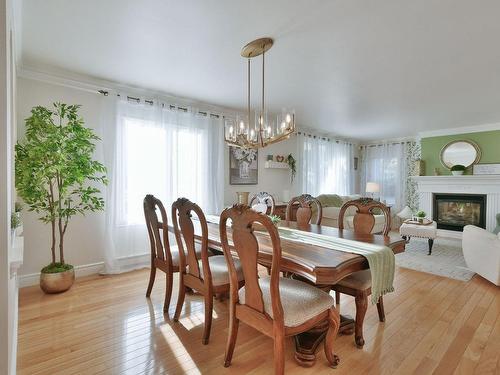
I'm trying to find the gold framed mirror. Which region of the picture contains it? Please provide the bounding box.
[440,140,481,169]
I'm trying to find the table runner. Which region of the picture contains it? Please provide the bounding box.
[277,227,394,304]
[204,215,394,304]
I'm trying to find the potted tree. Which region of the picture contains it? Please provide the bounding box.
[451,164,466,175]
[15,103,107,294]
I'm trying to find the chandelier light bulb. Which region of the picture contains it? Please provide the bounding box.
[224,37,295,149]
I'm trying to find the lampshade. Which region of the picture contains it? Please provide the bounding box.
[365,182,380,193]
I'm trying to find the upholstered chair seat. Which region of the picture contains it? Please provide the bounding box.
[238,276,334,327]
[336,269,371,290]
[170,243,204,267]
[189,255,244,286]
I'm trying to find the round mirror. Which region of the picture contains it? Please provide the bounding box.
[440,140,481,169]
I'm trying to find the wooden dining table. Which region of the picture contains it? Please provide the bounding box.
[168,219,405,367]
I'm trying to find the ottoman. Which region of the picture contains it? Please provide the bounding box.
[400,221,437,255]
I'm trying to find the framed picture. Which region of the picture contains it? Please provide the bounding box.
[473,163,500,175]
[229,146,258,185]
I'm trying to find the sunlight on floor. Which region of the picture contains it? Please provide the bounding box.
[160,324,202,374]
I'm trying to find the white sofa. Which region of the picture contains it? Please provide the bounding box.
[462,225,500,286]
[320,194,388,233]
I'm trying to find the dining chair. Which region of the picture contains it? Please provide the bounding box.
[333,197,391,348]
[220,205,340,374]
[249,191,276,215]
[172,197,244,345]
[143,194,181,315]
[285,194,323,225]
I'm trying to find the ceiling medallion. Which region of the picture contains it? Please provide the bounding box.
[224,37,296,149]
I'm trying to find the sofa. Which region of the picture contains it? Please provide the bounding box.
[317,194,388,233]
[462,225,500,286]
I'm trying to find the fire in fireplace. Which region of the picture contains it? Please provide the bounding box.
[433,194,486,231]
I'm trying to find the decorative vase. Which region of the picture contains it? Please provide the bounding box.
[418,217,424,223]
[40,268,75,294]
[451,170,464,176]
[236,191,250,205]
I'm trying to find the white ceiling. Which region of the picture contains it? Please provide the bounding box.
[19,0,500,141]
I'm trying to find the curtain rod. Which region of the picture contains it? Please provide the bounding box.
[296,131,353,145]
[360,140,416,148]
[98,90,223,119]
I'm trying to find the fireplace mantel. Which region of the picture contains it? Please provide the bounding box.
[412,175,500,236]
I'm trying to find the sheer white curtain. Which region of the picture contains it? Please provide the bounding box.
[360,143,407,212]
[102,96,224,273]
[297,133,355,196]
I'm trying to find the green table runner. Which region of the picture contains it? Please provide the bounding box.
[204,215,395,304]
[277,227,395,304]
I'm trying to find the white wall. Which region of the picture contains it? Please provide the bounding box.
[16,77,106,277]
[224,137,299,205]
[1,0,16,373]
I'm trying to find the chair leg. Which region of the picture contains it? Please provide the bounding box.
[173,274,186,322]
[354,291,368,348]
[202,291,213,345]
[335,290,341,305]
[377,296,385,322]
[146,265,156,297]
[224,306,239,367]
[324,307,341,368]
[163,271,173,315]
[273,331,285,375]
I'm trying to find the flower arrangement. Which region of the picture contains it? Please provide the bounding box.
[268,214,281,226]
[232,147,257,163]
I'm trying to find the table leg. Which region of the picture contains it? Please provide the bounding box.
[293,314,354,367]
[428,238,434,255]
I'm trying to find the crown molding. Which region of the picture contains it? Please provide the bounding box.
[17,64,242,118]
[418,122,500,138]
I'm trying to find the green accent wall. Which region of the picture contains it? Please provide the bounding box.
[421,130,500,175]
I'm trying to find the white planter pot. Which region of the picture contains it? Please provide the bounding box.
[451,170,464,175]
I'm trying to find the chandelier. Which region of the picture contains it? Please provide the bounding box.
[224,37,296,149]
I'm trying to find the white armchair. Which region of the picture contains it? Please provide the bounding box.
[462,225,500,286]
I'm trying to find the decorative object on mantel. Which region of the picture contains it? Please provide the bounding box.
[236,191,250,205]
[450,164,466,175]
[414,159,425,176]
[15,103,107,294]
[433,167,441,176]
[266,154,273,161]
[275,155,285,162]
[229,147,258,185]
[224,37,296,149]
[440,139,481,170]
[473,163,500,175]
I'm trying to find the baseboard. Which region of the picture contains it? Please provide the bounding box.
[19,262,105,288]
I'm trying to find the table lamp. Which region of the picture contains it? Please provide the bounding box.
[365,182,380,199]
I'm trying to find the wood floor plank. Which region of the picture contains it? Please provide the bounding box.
[17,268,500,375]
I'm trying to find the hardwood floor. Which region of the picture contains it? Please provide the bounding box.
[17,266,499,374]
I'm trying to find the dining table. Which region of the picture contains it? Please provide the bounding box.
[168,218,405,367]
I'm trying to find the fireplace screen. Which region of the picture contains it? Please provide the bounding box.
[433,194,486,231]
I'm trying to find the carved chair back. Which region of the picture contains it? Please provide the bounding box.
[220,205,284,325]
[338,198,391,235]
[171,198,211,282]
[286,194,323,225]
[249,192,276,215]
[144,194,174,265]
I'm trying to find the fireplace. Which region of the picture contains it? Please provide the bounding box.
[433,193,486,231]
